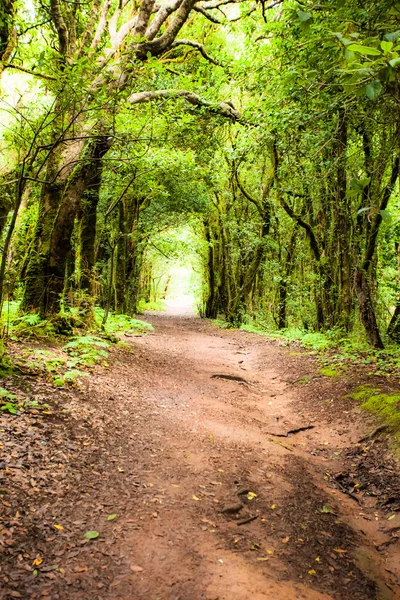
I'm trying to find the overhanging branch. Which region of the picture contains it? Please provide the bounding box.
[128,89,241,121]
[171,39,221,65]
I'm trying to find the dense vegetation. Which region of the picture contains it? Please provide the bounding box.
[2,0,400,352]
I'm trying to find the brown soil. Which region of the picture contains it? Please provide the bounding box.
[1,314,400,600]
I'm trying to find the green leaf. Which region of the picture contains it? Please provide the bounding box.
[297,11,312,23]
[84,530,99,539]
[365,80,383,101]
[385,30,400,43]
[347,44,381,56]
[357,207,371,215]
[381,41,394,53]
[321,505,330,513]
[1,402,18,415]
[380,209,392,223]
[389,57,400,68]
[107,514,118,521]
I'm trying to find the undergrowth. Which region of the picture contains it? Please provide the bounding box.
[136,299,166,313]
[0,302,153,388]
[237,321,400,378]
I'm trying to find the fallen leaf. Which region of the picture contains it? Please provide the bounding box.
[218,469,224,473]
[308,569,317,576]
[281,536,290,544]
[271,504,277,510]
[171,484,180,488]
[266,549,274,555]
[257,557,269,562]
[53,524,64,531]
[75,567,88,573]
[131,565,143,572]
[247,492,257,501]
[84,531,99,540]
[107,514,118,521]
[192,495,200,501]
[315,557,321,563]
[321,505,330,513]
[333,548,347,553]
[201,518,217,528]
[388,515,396,521]
[32,556,43,566]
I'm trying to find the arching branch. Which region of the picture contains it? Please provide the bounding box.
[193,6,222,22]
[171,39,221,65]
[128,89,241,121]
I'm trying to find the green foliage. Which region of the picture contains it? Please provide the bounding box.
[8,312,55,339]
[94,309,153,335]
[63,335,110,366]
[137,300,166,313]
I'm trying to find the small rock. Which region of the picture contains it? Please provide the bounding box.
[221,502,243,514]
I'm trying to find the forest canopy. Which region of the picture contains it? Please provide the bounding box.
[1,0,400,349]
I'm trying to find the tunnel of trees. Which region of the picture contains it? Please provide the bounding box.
[1,0,400,349]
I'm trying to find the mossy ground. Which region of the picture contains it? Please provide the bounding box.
[351,384,400,431]
[319,367,339,377]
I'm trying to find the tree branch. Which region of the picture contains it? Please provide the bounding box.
[128,89,241,121]
[2,63,57,81]
[193,6,222,22]
[362,154,400,273]
[133,0,156,38]
[50,0,69,57]
[145,0,183,41]
[137,0,197,57]
[171,39,221,65]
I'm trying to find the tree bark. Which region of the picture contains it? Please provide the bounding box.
[354,268,384,349]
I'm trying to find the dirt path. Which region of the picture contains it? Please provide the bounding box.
[1,315,400,599]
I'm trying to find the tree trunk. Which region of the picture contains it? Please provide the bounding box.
[354,268,384,349]
[21,135,111,315]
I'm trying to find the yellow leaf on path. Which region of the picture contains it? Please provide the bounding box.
[32,556,43,566]
[315,557,321,563]
[218,469,225,473]
[257,557,269,562]
[131,565,143,573]
[281,536,290,544]
[171,484,180,488]
[53,524,64,531]
[333,548,347,553]
[201,518,217,528]
[266,550,274,555]
[308,569,317,576]
[75,567,88,573]
[192,496,200,501]
[117,467,124,473]
[247,492,257,501]
[271,504,277,510]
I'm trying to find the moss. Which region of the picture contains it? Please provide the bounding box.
[350,385,380,401]
[361,393,400,429]
[350,385,400,431]
[320,367,339,377]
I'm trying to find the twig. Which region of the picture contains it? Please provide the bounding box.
[211,373,249,383]
[266,425,315,438]
[237,515,258,526]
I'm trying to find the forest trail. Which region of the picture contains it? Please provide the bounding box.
[2,316,400,600]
